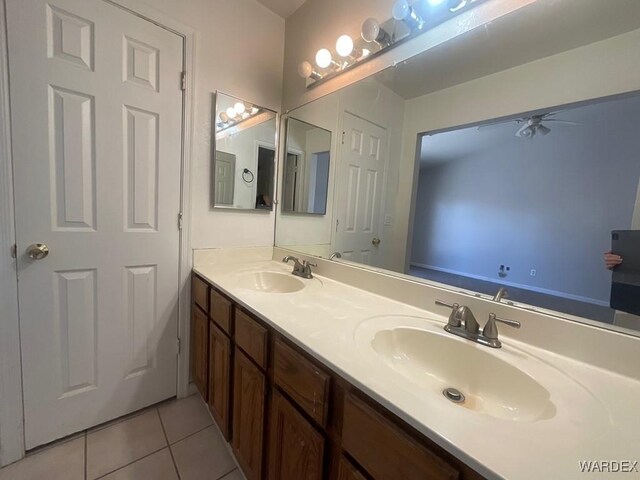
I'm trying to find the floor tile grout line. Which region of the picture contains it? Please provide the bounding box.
[168,422,214,447]
[216,467,239,480]
[157,408,182,480]
[92,446,168,480]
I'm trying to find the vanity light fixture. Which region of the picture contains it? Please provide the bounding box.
[361,18,392,48]
[217,102,264,132]
[298,0,485,88]
[392,0,426,29]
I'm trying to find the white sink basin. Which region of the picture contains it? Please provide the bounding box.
[355,315,608,428]
[236,271,305,293]
[371,327,553,422]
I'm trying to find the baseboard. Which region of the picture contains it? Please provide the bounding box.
[410,262,610,308]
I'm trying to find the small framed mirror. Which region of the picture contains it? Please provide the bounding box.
[213,92,277,211]
[282,117,331,215]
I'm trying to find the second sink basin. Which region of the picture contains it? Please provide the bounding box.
[236,271,305,293]
[371,326,553,422]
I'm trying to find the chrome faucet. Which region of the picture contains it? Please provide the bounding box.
[283,256,317,279]
[435,300,521,348]
[329,252,342,260]
[493,287,508,303]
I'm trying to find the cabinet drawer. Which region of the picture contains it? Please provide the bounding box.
[235,309,268,370]
[192,275,209,312]
[342,394,459,480]
[273,338,330,428]
[210,289,232,334]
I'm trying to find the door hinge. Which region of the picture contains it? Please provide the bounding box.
[180,71,186,91]
[335,219,339,232]
[10,244,17,259]
[177,337,181,354]
[178,212,183,230]
[342,131,345,145]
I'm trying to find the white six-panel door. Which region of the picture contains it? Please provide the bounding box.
[6,0,183,448]
[335,112,388,266]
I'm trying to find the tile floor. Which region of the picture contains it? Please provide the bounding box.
[0,394,246,480]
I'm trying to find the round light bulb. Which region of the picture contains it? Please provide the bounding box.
[392,0,410,20]
[226,107,236,119]
[315,48,333,69]
[298,61,314,78]
[336,35,354,57]
[361,18,381,43]
[219,112,229,123]
[234,102,246,115]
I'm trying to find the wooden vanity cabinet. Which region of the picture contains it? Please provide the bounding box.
[232,348,267,480]
[268,390,324,480]
[208,322,231,440]
[190,300,209,400]
[190,273,485,480]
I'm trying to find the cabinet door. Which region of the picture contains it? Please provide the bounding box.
[191,305,209,400]
[208,322,231,440]
[336,455,367,480]
[268,390,324,480]
[233,349,266,480]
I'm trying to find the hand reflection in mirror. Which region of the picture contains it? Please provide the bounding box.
[604,251,623,270]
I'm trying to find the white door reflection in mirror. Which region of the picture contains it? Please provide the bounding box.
[215,151,235,206]
[282,117,331,215]
[335,113,388,266]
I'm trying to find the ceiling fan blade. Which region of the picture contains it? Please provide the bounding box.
[477,120,518,130]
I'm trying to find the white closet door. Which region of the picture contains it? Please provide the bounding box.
[7,0,183,448]
[336,112,388,266]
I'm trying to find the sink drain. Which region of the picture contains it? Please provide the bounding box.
[443,387,465,404]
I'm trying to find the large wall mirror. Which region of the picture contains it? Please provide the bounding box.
[282,118,331,215]
[275,1,640,335]
[213,92,277,210]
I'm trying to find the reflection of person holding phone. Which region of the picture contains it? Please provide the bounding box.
[604,251,623,270]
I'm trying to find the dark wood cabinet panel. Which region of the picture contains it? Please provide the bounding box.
[192,275,209,312]
[268,390,324,480]
[235,309,268,370]
[273,338,330,427]
[342,394,460,480]
[209,321,231,440]
[233,348,266,480]
[191,305,209,400]
[336,455,367,480]
[210,289,232,334]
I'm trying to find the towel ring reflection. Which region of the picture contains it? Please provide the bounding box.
[242,168,255,184]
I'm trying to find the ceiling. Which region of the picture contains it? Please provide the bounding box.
[374,0,640,100]
[256,0,307,19]
[419,93,640,167]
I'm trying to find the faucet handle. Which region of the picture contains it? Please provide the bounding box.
[483,313,521,340]
[435,300,461,327]
[303,260,317,268]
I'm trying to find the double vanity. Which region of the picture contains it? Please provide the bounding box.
[190,247,640,480]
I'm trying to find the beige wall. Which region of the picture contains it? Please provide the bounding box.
[139,0,285,249]
[400,28,640,270]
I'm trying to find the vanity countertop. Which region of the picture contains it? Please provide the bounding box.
[194,260,640,480]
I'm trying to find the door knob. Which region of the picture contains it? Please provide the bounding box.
[372,237,381,246]
[26,243,49,260]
